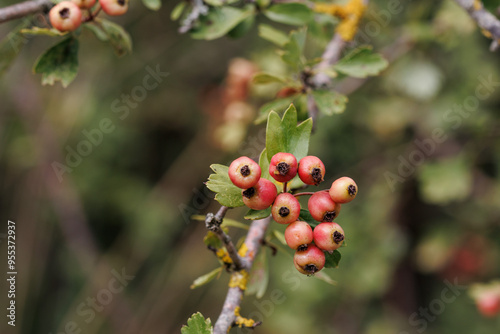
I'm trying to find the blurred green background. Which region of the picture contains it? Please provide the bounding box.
[1,0,500,333]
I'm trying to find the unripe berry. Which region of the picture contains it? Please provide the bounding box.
[329,176,358,204]
[49,1,82,32]
[72,0,96,9]
[242,178,277,210]
[293,244,325,275]
[228,156,261,189]
[308,191,341,222]
[269,152,298,183]
[99,0,128,16]
[285,221,313,250]
[313,222,345,252]
[298,156,325,185]
[271,193,300,224]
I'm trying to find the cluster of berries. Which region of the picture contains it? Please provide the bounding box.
[49,0,129,32]
[228,153,357,275]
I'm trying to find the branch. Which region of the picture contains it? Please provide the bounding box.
[454,0,500,51]
[205,205,244,270]
[0,0,52,24]
[213,216,271,334]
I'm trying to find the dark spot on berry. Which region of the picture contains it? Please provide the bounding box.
[278,206,290,217]
[276,162,290,176]
[304,264,319,274]
[242,187,255,199]
[323,211,337,222]
[118,0,126,6]
[240,165,250,177]
[311,167,323,184]
[59,7,70,19]
[297,244,308,252]
[333,231,344,244]
[347,184,357,196]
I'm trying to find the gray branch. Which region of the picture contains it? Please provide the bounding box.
[0,0,52,24]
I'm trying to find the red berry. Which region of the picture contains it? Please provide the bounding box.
[298,156,325,185]
[269,152,298,183]
[99,0,128,16]
[293,244,325,275]
[271,193,300,224]
[49,1,82,32]
[329,176,358,204]
[72,0,96,9]
[242,178,277,210]
[477,293,500,317]
[285,221,313,250]
[228,156,262,189]
[307,191,341,222]
[313,222,345,252]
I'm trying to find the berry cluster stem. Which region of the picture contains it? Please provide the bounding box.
[205,205,243,270]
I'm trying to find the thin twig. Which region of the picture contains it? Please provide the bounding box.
[205,205,244,270]
[454,0,500,51]
[0,0,52,24]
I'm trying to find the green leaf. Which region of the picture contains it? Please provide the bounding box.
[244,207,272,220]
[256,96,297,124]
[181,312,213,334]
[190,267,222,289]
[33,37,79,88]
[252,72,286,85]
[221,218,249,230]
[246,247,269,298]
[206,164,245,208]
[324,250,342,268]
[311,90,348,115]
[334,46,389,78]
[298,209,320,228]
[204,231,223,249]
[227,14,255,39]
[142,0,161,11]
[20,27,66,37]
[98,19,133,56]
[0,22,29,77]
[190,6,253,40]
[171,2,186,20]
[281,28,307,70]
[265,104,313,162]
[258,24,289,47]
[85,23,109,42]
[264,3,313,26]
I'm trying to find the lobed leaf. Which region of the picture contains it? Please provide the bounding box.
[324,250,342,269]
[334,46,389,78]
[206,164,245,208]
[311,90,348,115]
[98,19,133,56]
[181,312,213,334]
[264,3,313,26]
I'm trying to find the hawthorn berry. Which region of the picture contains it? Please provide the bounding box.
[329,176,358,204]
[228,156,261,189]
[293,244,325,275]
[99,0,128,16]
[72,0,96,9]
[269,152,298,183]
[242,178,277,210]
[285,221,313,250]
[49,1,82,32]
[271,193,300,224]
[313,222,345,252]
[298,156,325,185]
[476,293,500,317]
[308,191,341,222]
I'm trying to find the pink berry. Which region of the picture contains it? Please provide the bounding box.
[476,293,500,317]
[271,193,300,224]
[313,222,345,252]
[298,156,325,185]
[269,152,298,183]
[293,244,325,275]
[99,0,128,16]
[242,178,277,210]
[228,156,262,189]
[307,191,341,222]
[72,0,96,9]
[285,221,313,250]
[329,176,358,204]
[49,1,82,32]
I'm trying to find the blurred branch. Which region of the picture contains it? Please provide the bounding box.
[205,205,244,270]
[213,216,271,334]
[454,0,500,51]
[0,0,52,24]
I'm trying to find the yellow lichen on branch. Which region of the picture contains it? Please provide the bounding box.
[216,248,233,265]
[228,270,249,290]
[237,243,248,258]
[473,0,482,11]
[233,306,257,328]
[314,0,366,41]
